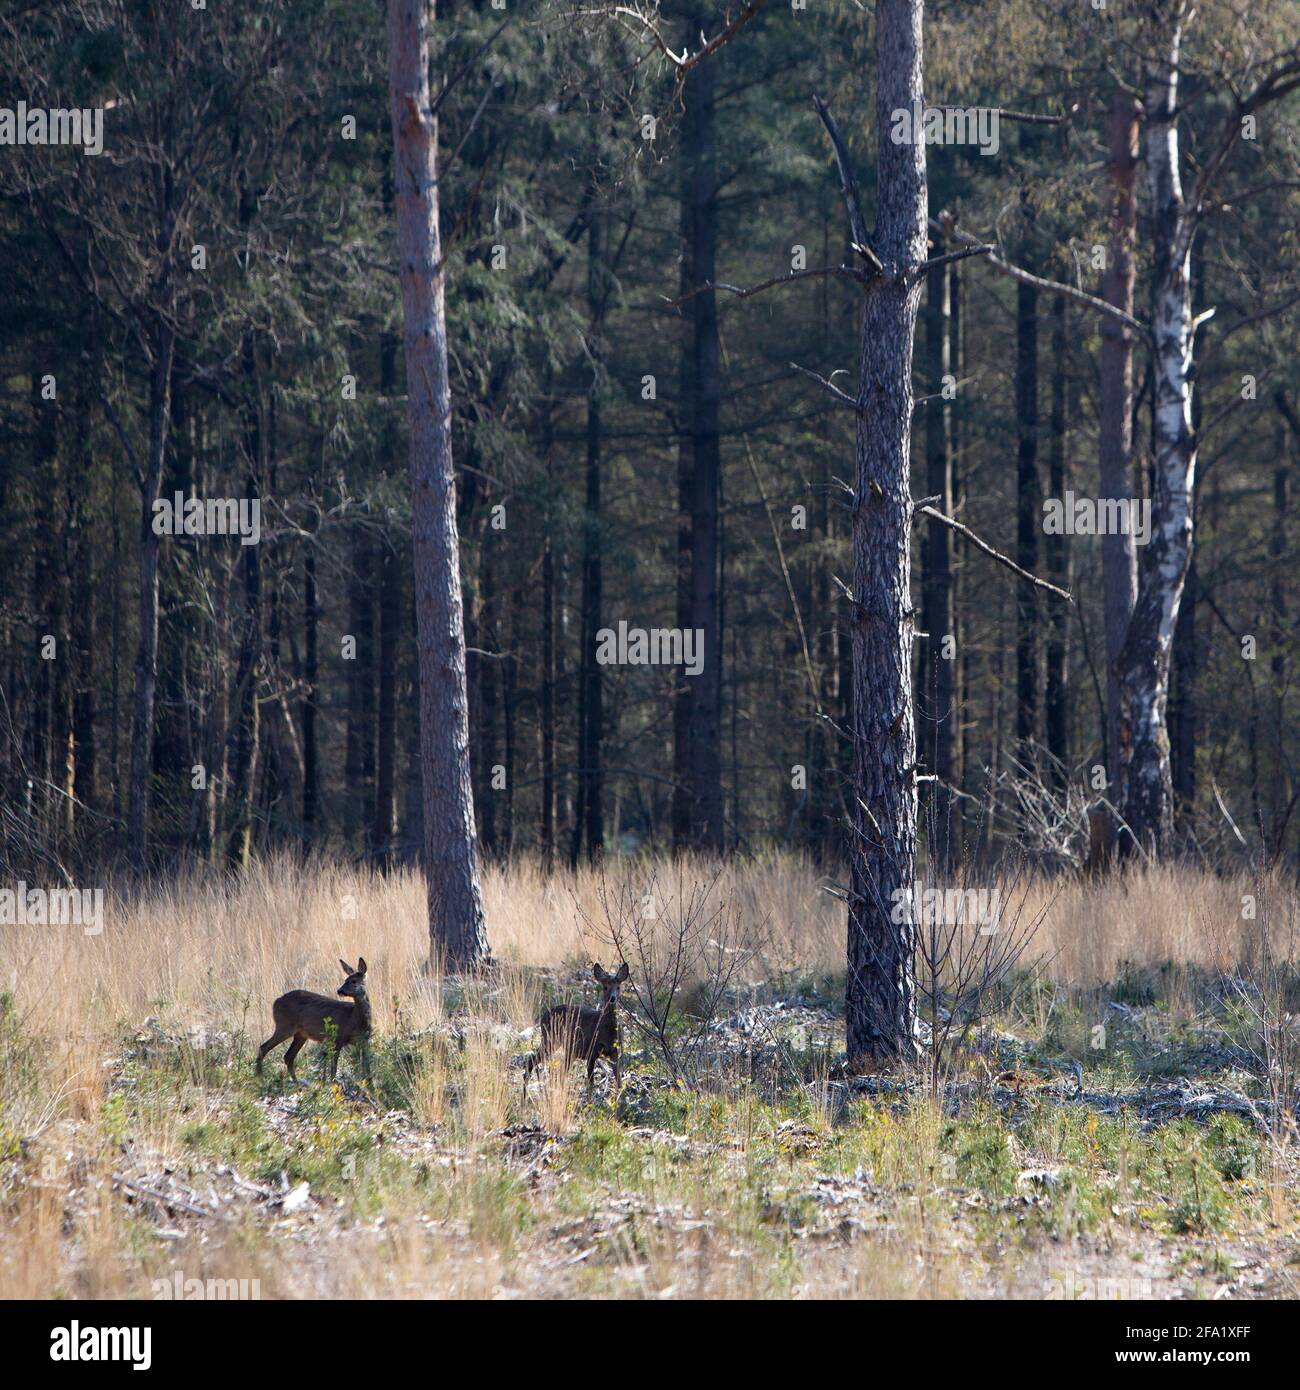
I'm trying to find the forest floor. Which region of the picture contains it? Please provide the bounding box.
[1,856,1298,1299]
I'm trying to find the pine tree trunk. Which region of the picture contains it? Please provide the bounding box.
[344,528,375,851]
[387,0,489,968]
[1268,437,1289,848]
[541,535,556,871]
[1015,280,1039,754]
[302,544,319,846]
[949,257,967,809]
[374,538,400,867]
[227,340,262,869]
[845,0,926,1066]
[1045,297,1071,780]
[126,318,175,873]
[921,234,954,869]
[373,330,401,867]
[1099,87,1140,796]
[574,207,605,865]
[676,16,724,853]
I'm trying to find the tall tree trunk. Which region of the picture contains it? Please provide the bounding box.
[1099,87,1141,795]
[1268,432,1289,848]
[503,582,518,857]
[1169,551,1197,810]
[374,326,401,868]
[574,206,605,866]
[374,538,400,867]
[1118,9,1196,856]
[1015,280,1039,753]
[387,0,490,968]
[71,497,98,817]
[921,233,954,869]
[302,543,319,846]
[677,17,724,853]
[71,395,98,822]
[205,552,230,863]
[541,535,556,871]
[477,546,498,857]
[30,358,57,848]
[126,318,176,873]
[1045,296,1071,780]
[845,0,926,1064]
[227,339,263,869]
[950,256,968,809]
[344,528,375,850]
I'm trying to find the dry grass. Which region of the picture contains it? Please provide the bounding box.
[2,852,1275,1044]
[0,853,1296,1301]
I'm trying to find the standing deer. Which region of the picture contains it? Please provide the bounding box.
[256,957,372,1082]
[525,961,629,1099]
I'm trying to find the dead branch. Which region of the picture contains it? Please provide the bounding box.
[812,95,882,273]
[917,504,1073,601]
[608,1,768,82]
[789,361,859,412]
[662,263,870,311]
[931,212,1147,338]
[909,242,994,282]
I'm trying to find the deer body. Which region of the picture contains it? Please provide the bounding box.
[257,958,372,1082]
[525,962,628,1098]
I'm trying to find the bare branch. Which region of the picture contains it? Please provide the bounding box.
[1203,290,1300,358]
[1184,50,1300,257]
[789,361,860,412]
[428,18,510,119]
[607,1,768,81]
[909,242,993,282]
[917,504,1073,602]
[662,263,870,310]
[931,212,1148,338]
[812,95,882,273]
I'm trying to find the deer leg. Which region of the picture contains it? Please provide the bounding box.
[283,1035,306,1082]
[329,1042,342,1082]
[523,1051,536,1097]
[586,1054,597,1100]
[611,1050,621,1097]
[257,1028,291,1076]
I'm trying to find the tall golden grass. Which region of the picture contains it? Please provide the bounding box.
[0,853,1286,1059]
[0,853,1294,1300]
[0,853,1285,1138]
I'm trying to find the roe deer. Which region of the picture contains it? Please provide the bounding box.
[256,957,372,1082]
[524,961,629,1098]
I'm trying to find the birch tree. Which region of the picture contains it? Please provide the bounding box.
[1117,3,1300,854]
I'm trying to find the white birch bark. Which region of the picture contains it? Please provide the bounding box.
[1117,4,1196,854]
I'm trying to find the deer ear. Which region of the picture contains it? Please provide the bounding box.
[356,956,367,975]
[592,963,608,984]
[616,963,629,982]
[339,959,355,976]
